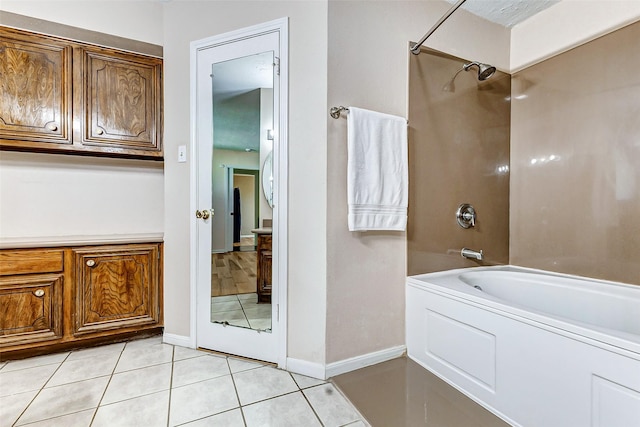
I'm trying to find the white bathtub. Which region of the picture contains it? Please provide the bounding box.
[406,266,640,427]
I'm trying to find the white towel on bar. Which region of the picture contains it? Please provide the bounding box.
[347,107,408,231]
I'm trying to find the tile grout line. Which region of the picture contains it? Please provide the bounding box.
[11,351,72,426]
[227,356,248,426]
[329,380,372,427]
[297,377,327,427]
[236,294,252,329]
[89,342,128,426]
[166,344,175,427]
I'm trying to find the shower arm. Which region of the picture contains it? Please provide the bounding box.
[410,0,467,55]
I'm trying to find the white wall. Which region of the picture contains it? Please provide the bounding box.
[259,88,274,227]
[210,149,260,252]
[162,1,328,363]
[234,174,256,236]
[0,1,164,244]
[511,0,640,72]
[325,1,509,364]
[0,153,163,240]
[0,0,163,45]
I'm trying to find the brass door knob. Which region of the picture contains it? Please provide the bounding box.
[196,209,213,220]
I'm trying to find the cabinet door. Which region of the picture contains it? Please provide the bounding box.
[256,235,272,303]
[0,29,72,146]
[0,274,64,347]
[73,244,160,335]
[77,47,162,156]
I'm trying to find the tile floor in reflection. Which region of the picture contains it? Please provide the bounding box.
[0,337,366,427]
[211,293,271,331]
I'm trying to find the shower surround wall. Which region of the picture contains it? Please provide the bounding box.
[510,20,640,286]
[407,49,511,276]
[408,20,640,287]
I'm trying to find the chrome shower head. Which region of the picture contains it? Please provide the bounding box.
[463,62,496,81]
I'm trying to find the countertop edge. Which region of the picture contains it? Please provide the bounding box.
[0,233,165,249]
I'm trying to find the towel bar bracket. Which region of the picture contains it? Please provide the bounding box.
[330,106,349,119]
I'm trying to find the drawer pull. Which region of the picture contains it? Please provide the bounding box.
[34,289,45,297]
[96,128,104,135]
[46,123,58,131]
[86,259,96,267]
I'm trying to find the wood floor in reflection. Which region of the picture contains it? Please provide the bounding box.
[211,250,257,297]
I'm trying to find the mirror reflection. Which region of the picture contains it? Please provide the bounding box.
[210,51,274,331]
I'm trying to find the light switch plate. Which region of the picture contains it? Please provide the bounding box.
[178,145,187,163]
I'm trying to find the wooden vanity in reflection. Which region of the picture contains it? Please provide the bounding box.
[251,227,272,303]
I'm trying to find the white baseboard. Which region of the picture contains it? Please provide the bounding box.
[286,357,326,380]
[163,333,194,349]
[287,345,406,380]
[325,345,406,379]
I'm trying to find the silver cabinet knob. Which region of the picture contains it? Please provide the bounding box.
[86,259,96,267]
[46,123,58,131]
[33,289,45,297]
[96,128,104,135]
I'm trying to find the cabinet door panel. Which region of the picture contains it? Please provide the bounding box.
[0,30,72,145]
[0,274,64,346]
[79,48,161,153]
[74,245,159,335]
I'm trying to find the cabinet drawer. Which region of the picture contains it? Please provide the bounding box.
[0,274,64,346]
[0,249,64,276]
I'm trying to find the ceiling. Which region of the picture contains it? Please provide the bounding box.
[446,0,560,28]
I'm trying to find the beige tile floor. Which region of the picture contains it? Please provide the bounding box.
[0,337,367,427]
[211,293,271,331]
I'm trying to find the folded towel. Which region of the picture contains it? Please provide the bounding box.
[347,107,408,231]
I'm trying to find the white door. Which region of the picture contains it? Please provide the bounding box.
[191,20,288,365]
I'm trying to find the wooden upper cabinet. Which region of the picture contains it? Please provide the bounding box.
[0,27,162,159]
[0,29,72,146]
[76,47,162,156]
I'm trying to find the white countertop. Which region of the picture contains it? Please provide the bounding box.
[251,227,272,235]
[0,233,164,249]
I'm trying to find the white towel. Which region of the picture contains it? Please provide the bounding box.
[347,107,408,231]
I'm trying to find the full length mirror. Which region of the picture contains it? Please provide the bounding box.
[210,51,274,331]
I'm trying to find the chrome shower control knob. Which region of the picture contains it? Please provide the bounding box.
[456,204,476,229]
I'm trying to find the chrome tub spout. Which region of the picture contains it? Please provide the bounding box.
[461,248,483,261]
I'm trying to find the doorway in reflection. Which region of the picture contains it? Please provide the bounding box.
[210,51,274,331]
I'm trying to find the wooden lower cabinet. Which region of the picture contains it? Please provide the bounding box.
[255,234,272,303]
[0,243,162,359]
[73,244,160,335]
[0,274,64,347]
